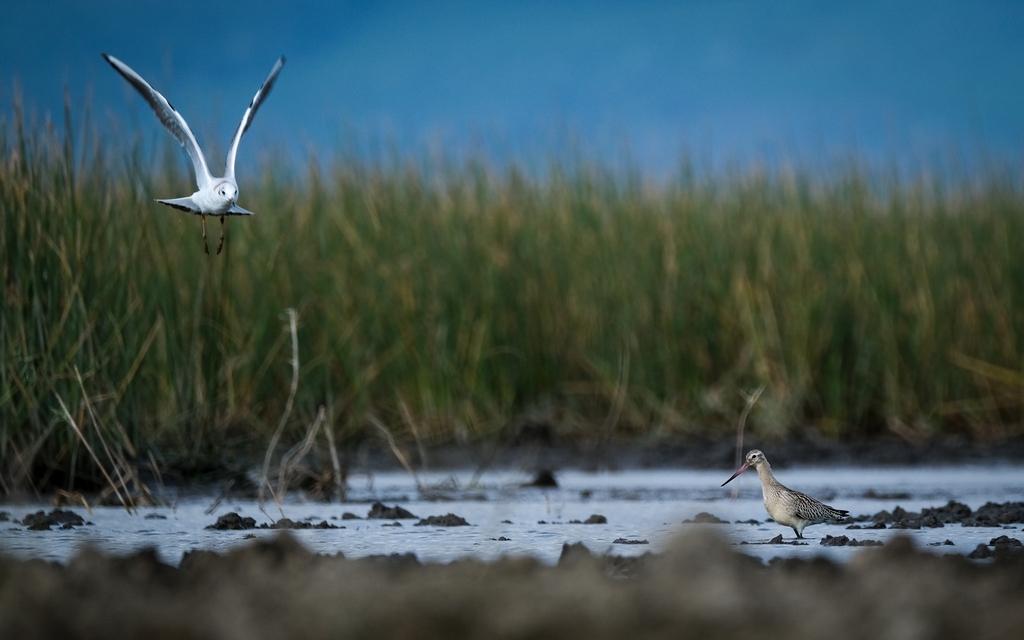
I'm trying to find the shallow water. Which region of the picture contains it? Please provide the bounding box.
[2,465,1022,566]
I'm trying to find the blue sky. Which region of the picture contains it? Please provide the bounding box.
[3,0,1023,172]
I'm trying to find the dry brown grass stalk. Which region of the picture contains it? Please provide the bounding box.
[54,391,130,512]
[275,405,326,500]
[259,308,299,508]
[369,413,421,489]
[323,412,345,501]
[730,385,765,498]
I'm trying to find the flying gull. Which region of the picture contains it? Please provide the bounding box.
[103,53,285,254]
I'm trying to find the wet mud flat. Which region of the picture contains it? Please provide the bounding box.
[2,531,1024,640]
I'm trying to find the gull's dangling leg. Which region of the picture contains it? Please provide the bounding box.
[217,216,225,255]
[201,215,209,254]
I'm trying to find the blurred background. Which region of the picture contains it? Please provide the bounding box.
[3,0,1023,172]
[3,0,1024,494]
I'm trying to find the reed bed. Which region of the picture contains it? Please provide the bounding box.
[3,101,1024,493]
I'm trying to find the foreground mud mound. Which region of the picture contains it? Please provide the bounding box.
[1,532,1023,640]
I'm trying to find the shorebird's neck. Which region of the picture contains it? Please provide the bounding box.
[754,461,782,491]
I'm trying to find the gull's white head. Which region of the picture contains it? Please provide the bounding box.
[215,181,238,204]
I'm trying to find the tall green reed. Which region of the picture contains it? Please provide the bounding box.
[3,97,1024,493]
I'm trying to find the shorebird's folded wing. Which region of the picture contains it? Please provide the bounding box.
[793,498,848,523]
[156,196,202,213]
[792,504,820,522]
[103,54,214,190]
[225,56,285,181]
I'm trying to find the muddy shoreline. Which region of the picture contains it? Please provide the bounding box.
[422,433,1024,472]
[2,531,1022,639]
[9,434,1023,502]
[344,430,1024,468]
[202,433,1024,487]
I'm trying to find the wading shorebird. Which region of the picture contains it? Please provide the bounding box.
[103,53,285,254]
[721,449,849,539]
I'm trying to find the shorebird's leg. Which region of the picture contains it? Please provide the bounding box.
[201,214,209,254]
[217,216,225,254]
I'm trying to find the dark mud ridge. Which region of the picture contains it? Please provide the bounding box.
[414,514,470,526]
[849,501,1024,529]
[352,434,1024,472]
[2,532,1023,639]
[205,504,475,530]
[205,513,342,530]
[682,512,729,524]
[6,509,89,531]
[535,514,607,525]
[367,501,418,520]
[820,535,884,547]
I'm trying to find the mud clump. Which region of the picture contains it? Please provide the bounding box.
[366,502,418,519]
[857,500,1024,529]
[16,509,85,531]
[858,505,947,529]
[820,535,884,547]
[568,514,607,524]
[683,512,728,524]
[3,531,1024,639]
[205,512,256,530]
[414,514,470,527]
[261,518,340,530]
[749,534,808,546]
[990,535,1022,547]
[923,500,974,523]
[847,521,887,530]
[964,536,1022,559]
[207,513,343,530]
[963,502,1024,527]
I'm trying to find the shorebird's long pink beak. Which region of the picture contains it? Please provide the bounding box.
[721,463,749,487]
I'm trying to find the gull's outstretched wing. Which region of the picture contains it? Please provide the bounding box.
[225,56,285,181]
[155,196,202,213]
[103,54,213,190]
[227,204,255,216]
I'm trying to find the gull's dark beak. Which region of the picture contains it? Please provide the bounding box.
[721,463,749,487]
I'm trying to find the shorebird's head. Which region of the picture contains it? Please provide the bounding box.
[721,449,767,487]
[744,449,766,467]
[215,181,238,204]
